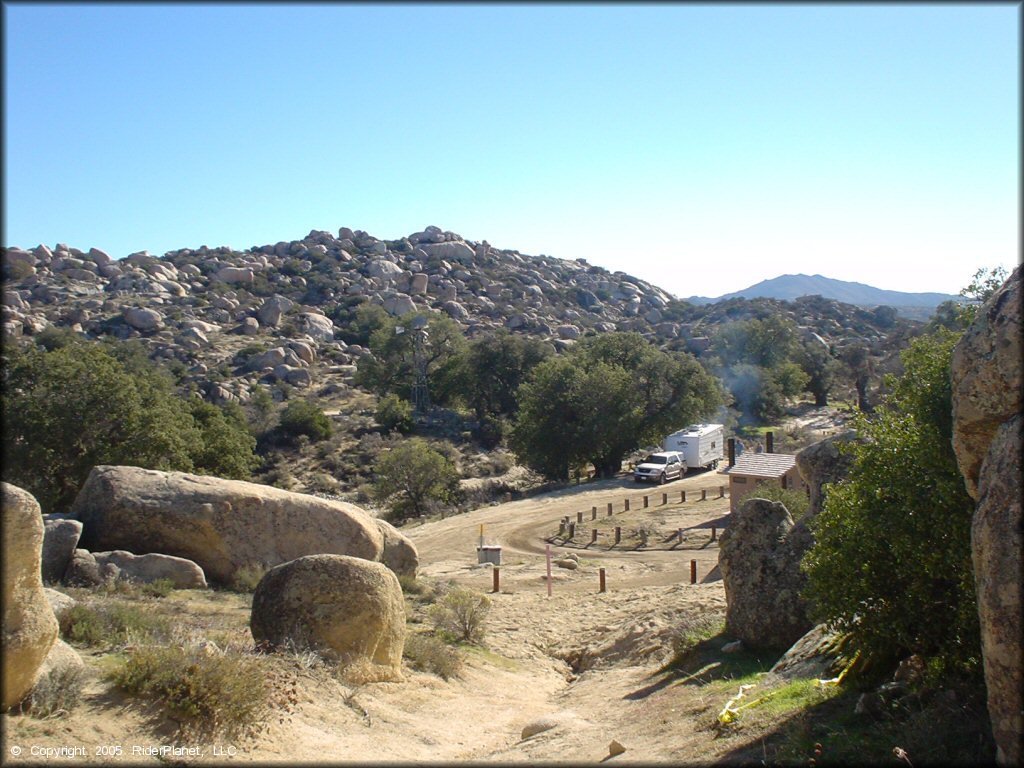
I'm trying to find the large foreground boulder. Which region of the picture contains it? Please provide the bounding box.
[69,466,417,584]
[718,497,812,650]
[250,555,405,681]
[951,266,1022,767]
[2,483,59,711]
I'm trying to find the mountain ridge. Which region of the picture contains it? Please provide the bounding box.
[686,273,959,309]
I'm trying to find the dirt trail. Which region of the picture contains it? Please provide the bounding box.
[2,471,734,764]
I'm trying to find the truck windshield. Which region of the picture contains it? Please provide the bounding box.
[643,455,667,464]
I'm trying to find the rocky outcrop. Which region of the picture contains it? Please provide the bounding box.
[795,430,858,515]
[250,555,405,681]
[768,623,848,681]
[951,266,1022,499]
[2,483,59,711]
[41,517,83,584]
[718,497,812,650]
[69,466,418,584]
[63,549,101,587]
[950,265,1022,767]
[91,550,208,589]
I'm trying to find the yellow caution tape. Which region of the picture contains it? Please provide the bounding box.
[815,650,861,687]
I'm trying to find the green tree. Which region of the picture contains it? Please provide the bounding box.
[713,315,800,369]
[796,341,840,406]
[371,438,461,522]
[354,311,465,405]
[2,342,198,513]
[839,342,874,412]
[187,398,259,479]
[802,330,980,676]
[441,331,551,422]
[712,316,809,420]
[278,399,332,442]
[509,333,721,480]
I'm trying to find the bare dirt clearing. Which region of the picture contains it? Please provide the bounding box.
[3,470,797,765]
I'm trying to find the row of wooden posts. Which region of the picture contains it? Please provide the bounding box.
[575,485,727,523]
[558,521,717,546]
[490,559,704,593]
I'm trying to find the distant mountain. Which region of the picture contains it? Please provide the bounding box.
[686,273,960,314]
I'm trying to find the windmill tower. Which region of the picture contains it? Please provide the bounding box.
[396,316,431,417]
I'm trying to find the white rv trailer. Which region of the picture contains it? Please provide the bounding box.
[662,423,725,471]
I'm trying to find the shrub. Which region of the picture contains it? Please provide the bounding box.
[278,399,332,442]
[20,662,86,718]
[64,602,172,648]
[375,394,414,434]
[228,563,268,594]
[111,644,270,739]
[403,633,462,680]
[138,578,176,599]
[427,588,491,644]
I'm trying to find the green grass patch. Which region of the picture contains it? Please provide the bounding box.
[462,645,521,672]
[64,602,173,648]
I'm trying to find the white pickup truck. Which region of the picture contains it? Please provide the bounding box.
[633,451,686,484]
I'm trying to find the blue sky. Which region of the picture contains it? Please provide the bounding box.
[3,3,1019,298]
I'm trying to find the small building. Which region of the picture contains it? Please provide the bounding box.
[719,451,808,513]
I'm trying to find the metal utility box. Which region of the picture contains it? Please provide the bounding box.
[477,546,502,565]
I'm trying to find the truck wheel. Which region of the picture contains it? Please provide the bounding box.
[658,472,666,485]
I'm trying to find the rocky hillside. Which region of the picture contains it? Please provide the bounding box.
[2,224,922,502]
[2,225,918,372]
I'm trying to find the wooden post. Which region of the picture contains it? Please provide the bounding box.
[607,502,613,516]
[591,528,598,544]
[546,545,552,598]
[625,498,630,511]
[719,485,725,498]
[677,528,683,544]
[577,511,583,524]
[492,567,500,593]
[711,526,717,541]
[643,495,648,508]
[662,492,668,505]
[568,523,575,539]
[701,488,707,501]
[592,508,597,521]
[614,526,621,544]
[599,568,606,593]
[690,560,697,584]
[681,490,686,503]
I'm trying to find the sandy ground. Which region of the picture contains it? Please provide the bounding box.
[3,470,750,765]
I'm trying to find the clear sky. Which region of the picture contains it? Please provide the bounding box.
[3,3,1019,299]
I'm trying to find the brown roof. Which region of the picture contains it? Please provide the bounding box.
[719,452,797,479]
